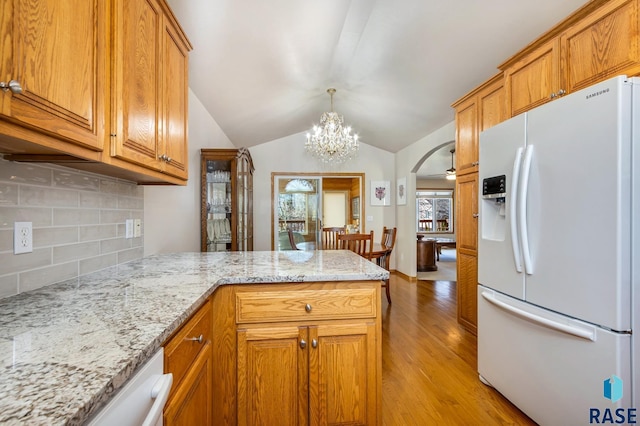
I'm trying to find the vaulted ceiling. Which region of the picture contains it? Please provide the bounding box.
[167,0,586,156]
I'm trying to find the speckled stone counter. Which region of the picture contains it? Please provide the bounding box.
[0,251,388,425]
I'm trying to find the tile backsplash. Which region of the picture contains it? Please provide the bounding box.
[0,157,144,299]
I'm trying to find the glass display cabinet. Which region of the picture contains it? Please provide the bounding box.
[200,148,254,252]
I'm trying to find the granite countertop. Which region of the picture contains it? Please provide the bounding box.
[0,250,388,425]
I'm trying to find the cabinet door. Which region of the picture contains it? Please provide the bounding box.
[309,322,377,426]
[456,173,478,334]
[456,173,478,253]
[478,79,506,133]
[454,97,478,176]
[457,251,478,335]
[237,325,309,426]
[164,342,213,426]
[504,38,561,117]
[160,16,189,179]
[111,0,163,171]
[0,0,106,151]
[561,0,640,93]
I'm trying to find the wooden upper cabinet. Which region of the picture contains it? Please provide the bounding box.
[161,17,190,180]
[504,38,560,117]
[0,0,106,151]
[0,0,190,185]
[110,0,191,180]
[561,0,640,92]
[111,0,163,172]
[453,74,505,177]
[503,0,640,117]
[453,97,477,176]
[478,78,506,132]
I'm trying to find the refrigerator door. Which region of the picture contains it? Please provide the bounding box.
[478,286,632,426]
[523,76,632,331]
[478,114,527,299]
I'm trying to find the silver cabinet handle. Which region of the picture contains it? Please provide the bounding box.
[300,339,307,349]
[312,339,317,348]
[472,213,479,218]
[305,303,312,313]
[186,334,203,344]
[0,80,22,94]
[557,89,566,96]
[550,92,557,99]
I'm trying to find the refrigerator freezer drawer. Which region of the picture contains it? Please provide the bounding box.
[478,287,632,425]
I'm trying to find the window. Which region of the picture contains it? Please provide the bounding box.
[416,190,453,233]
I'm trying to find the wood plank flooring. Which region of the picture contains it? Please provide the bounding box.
[381,274,537,425]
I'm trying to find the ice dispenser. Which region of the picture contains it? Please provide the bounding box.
[481,175,506,241]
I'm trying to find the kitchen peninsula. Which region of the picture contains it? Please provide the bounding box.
[0,251,387,425]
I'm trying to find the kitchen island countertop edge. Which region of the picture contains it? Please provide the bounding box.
[0,251,388,425]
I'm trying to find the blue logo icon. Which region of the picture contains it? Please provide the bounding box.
[603,375,623,403]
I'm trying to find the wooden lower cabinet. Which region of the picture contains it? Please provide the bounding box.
[456,251,478,335]
[164,342,213,425]
[212,282,382,426]
[455,173,478,335]
[237,322,377,426]
[164,299,213,425]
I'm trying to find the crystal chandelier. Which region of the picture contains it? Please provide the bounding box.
[305,88,359,164]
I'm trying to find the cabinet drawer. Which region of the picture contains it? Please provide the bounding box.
[164,300,212,389]
[236,288,377,324]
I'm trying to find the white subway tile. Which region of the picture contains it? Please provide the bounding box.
[19,262,78,293]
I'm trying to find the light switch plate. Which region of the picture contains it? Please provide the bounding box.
[14,222,33,254]
[133,219,142,238]
[125,219,134,239]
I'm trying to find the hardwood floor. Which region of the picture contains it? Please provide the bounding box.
[381,274,536,425]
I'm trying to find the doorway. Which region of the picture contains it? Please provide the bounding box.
[271,173,364,250]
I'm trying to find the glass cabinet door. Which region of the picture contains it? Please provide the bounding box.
[204,158,232,252]
[201,148,254,252]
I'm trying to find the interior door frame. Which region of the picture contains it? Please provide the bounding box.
[270,172,365,250]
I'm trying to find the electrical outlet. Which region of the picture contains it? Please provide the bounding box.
[125,219,134,239]
[14,222,33,254]
[133,219,142,238]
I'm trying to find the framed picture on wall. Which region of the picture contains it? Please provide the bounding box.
[370,180,390,206]
[352,196,360,219]
[397,177,407,205]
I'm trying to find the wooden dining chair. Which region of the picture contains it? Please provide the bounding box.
[337,231,374,260]
[379,226,397,304]
[322,226,345,249]
[287,228,299,250]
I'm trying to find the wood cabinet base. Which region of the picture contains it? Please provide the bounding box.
[211,282,382,426]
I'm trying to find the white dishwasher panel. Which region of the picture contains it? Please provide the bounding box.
[88,348,173,426]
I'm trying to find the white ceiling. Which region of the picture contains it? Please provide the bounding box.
[167,0,587,166]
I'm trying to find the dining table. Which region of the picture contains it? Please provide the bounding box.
[296,241,389,257]
[297,240,391,269]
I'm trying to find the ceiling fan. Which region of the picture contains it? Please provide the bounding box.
[445,148,456,180]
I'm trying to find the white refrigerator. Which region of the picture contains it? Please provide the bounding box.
[477,75,638,425]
